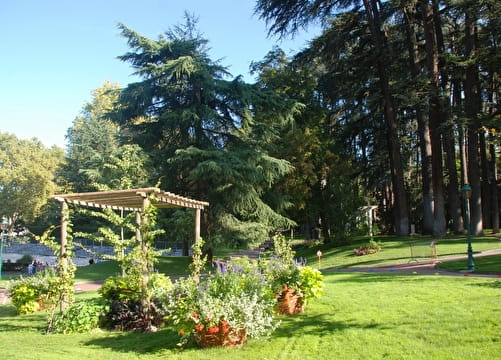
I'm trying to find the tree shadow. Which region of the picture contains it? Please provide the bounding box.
[468,280,501,289]
[273,312,391,339]
[322,272,434,284]
[85,327,180,354]
[0,306,48,333]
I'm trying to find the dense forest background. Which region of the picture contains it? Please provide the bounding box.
[1,0,499,250]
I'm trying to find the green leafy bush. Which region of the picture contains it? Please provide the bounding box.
[8,282,39,314]
[101,299,165,332]
[16,254,34,265]
[99,275,141,301]
[51,300,107,334]
[7,268,59,314]
[298,266,324,303]
[99,273,172,332]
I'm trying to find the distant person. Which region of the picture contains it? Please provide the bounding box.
[28,261,34,275]
[89,258,95,265]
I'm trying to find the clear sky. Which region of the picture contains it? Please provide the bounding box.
[1,0,318,149]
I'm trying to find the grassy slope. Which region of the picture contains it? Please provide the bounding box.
[296,235,501,272]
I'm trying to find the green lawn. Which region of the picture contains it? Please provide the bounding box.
[1,273,500,359]
[73,256,192,282]
[437,254,501,274]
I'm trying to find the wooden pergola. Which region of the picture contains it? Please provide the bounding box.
[52,187,208,310]
[53,187,209,252]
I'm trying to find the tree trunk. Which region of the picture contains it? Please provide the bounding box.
[363,0,409,236]
[403,8,434,235]
[479,132,491,229]
[464,11,483,236]
[421,0,446,237]
[488,142,499,233]
[443,124,463,233]
[432,0,462,234]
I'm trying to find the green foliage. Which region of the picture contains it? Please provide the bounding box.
[0,132,64,224]
[99,275,141,302]
[272,233,295,265]
[16,254,34,265]
[99,273,172,302]
[8,282,39,314]
[112,17,297,249]
[74,207,137,272]
[51,300,107,334]
[7,268,59,314]
[298,266,324,302]
[188,237,206,283]
[63,82,121,193]
[35,213,77,315]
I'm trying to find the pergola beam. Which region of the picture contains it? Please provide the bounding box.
[53,187,209,252]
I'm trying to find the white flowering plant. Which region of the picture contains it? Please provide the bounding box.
[162,242,279,348]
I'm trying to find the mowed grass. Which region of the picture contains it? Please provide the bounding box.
[1,273,500,359]
[73,256,191,282]
[437,254,501,274]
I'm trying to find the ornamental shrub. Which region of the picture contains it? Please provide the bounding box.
[51,300,107,334]
[99,273,172,332]
[7,268,59,314]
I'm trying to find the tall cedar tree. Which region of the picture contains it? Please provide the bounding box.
[111,18,296,249]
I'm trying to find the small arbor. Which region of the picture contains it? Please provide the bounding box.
[52,187,209,309]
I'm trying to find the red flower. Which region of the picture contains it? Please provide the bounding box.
[179,329,185,336]
[208,325,220,334]
[194,324,204,332]
[191,311,198,319]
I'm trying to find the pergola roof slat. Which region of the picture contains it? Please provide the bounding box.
[53,187,209,211]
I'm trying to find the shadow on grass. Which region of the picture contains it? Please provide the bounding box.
[273,312,390,339]
[0,306,48,333]
[334,256,411,268]
[468,280,501,289]
[321,272,436,285]
[85,327,180,354]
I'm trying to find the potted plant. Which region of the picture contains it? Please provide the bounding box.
[263,234,324,315]
[163,241,278,348]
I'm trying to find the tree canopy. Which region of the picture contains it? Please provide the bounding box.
[0,133,64,227]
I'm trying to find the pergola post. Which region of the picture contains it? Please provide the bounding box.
[60,201,68,257]
[195,208,201,244]
[60,200,69,311]
[138,195,151,309]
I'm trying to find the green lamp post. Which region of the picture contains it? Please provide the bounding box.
[461,184,475,272]
[0,217,8,280]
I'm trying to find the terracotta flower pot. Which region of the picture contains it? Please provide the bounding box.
[194,322,247,348]
[276,285,304,315]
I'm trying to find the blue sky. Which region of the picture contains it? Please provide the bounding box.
[0,0,319,149]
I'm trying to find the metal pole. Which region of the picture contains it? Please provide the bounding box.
[464,195,475,271]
